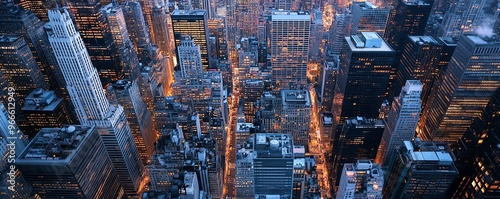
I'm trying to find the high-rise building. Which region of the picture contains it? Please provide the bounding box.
[106,80,156,165]
[334,32,394,123]
[0,4,62,92]
[336,160,383,199]
[65,0,123,85]
[280,90,311,148]
[417,35,500,142]
[171,10,211,69]
[46,8,144,197]
[388,36,443,107]
[101,3,141,80]
[178,36,203,78]
[271,11,311,89]
[350,1,389,36]
[332,117,385,189]
[450,89,500,198]
[20,89,72,138]
[20,0,62,21]
[437,0,500,38]
[235,139,255,198]
[121,1,153,63]
[383,140,458,199]
[384,0,433,55]
[17,125,125,199]
[318,60,338,112]
[253,133,294,197]
[151,4,171,56]
[375,80,422,167]
[207,18,229,60]
[328,13,352,55]
[235,0,260,38]
[0,35,47,104]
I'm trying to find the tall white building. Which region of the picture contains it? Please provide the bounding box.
[375,80,422,166]
[178,36,203,78]
[271,11,311,89]
[351,1,389,36]
[46,8,144,197]
[336,160,383,199]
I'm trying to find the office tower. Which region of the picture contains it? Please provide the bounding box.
[107,80,156,165]
[336,160,383,199]
[171,10,211,69]
[388,36,443,107]
[332,117,384,188]
[280,90,311,148]
[20,89,72,138]
[46,8,144,197]
[437,0,500,38]
[17,125,125,199]
[121,1,153,63]
[418,35,500,142]
[350,1,389,36]
[319,60,338,112]
[383,140,458,199]
[101,3,140,80]
[334,32,394,123]
[207,18,228,60]
[276,0,293,10]
[329,13,352,55]
[0,35,47,104]
[65,0,122,85]
[0,4,62,92]
[375,80,422,166]
[384,0,433,55]
[271,11,310,89]
[242,80,264,123]
[151,4,171,56]
[20,0,61,21]
[450,89,500,198]
[309,9,325,63]
[236,141,255,198]
[253,133,294,197]
[178,36,203,78]
[255,92,279,132]
[235,0,260,38]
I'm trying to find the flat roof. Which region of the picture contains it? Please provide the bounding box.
[254,133,293,158]
[345,36,393,52]
[281,90,311,106]
[272,11,310,20]
[172,9,206,16]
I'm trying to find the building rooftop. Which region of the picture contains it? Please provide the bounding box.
[281,90,311,106]
[272,10,310,20]
[354,1,379,9]
[253,134,293,159]
[172,9,206,16]
[403,0,432,6]
[0,34,21,43]
[409,36,440,45]
[403,80,423,93]
[22,89,62,111]
[236,123,254,132]
[322,113,333,125]
[345,117,385,128]
[403,140,454,164]
[345,32,393,52]
[19,125,93,161]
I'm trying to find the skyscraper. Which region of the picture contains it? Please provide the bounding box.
[336,160,384,199]
[388,36,443,107]
[46,8,144,197]
[121,1,153,63]
[253,133,294,197]
[333,117,385,189]
[178,36,203,78]
[65,0,122,85]
[101,3,140,80]
[437,0,500,38]
[383,140,458,199]
[0,35,47,104]
[450,89,500,198]
[318,60,338,112]
[280,90,311,148]
[418,35,500,142]
[350,1,389,36]
[20,89,72,138]
[328,13,352,55]
[271,11,311,89]
[151,4,171,56]
[106,80,156,165]
[171,10,211,69]
[375,80,422,167]
[334,32,394,123]
[17,125,125,198]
